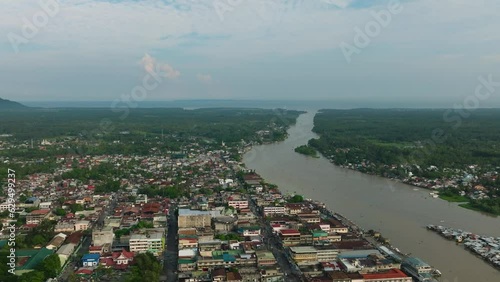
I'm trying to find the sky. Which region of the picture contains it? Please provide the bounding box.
[1,0,500,107]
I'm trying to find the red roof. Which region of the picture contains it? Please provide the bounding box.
[75,268,93,275]
[89,246,103,251]
[112,249,134,260]
[100,257,114,266]
[30,209,51,215]
[362,269,409,280]
[66,231,83,244]
[279,229,300,235]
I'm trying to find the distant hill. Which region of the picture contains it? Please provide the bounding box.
[0,98,28,109]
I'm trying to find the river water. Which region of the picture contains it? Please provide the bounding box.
[243,111,500,282]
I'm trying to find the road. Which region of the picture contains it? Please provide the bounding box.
[58,194,117,282]
[249,198,303,282]
[162,204,178,282]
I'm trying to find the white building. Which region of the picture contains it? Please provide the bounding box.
[228,200,249,210]
[263,206,286,217]
[129,233,164,256]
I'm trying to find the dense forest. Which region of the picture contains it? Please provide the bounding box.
[310,109,500,170]
[0,107,301,143]
[309,109,500,215]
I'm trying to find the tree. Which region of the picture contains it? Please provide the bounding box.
[36,254,61,279]
[32,234,46,246]
[54,208,67,216]
[19,270,45,282]
[126,253,161,282]
[68,273,79,282]
[70,204,84,213]
[288,195,304,203]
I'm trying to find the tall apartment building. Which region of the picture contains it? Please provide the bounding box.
[129,233,164,256]
[178,209,212,228]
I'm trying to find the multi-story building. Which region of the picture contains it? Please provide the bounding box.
[263,206,286,217]
[279,229,301,246]
[289,246,318,264]
[289,246,339,264]
[26,209,51,224]
[74,220,90,231]
[178,235,198,250]
[227,200,248,210]
[129,233,164,256]
[255,250,277,266]
[55,221,75,233]
[316,247,339,262]
[178,209,211,228]
[92,227,114,246]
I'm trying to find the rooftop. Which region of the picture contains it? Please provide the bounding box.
[30,209,51,215]
[362,268,409,279]
[178,209,211,216]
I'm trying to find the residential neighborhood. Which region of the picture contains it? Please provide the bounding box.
[1,135,442,282]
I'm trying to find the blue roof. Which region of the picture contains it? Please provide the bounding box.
[82,253,100,261]
[25,197,38,203]
[222,253,236,262]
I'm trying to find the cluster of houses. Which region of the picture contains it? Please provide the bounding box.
[0,143,225,276]
[338,157,499,200]
[246,177,415,282]
[427,225,500,270]
[0,134,445,282]
[176,202,284,281]
[173,171,421,282]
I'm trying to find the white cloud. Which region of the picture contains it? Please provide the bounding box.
[481,54,500,63]
[140,53,180,79]
[197,73,212,83]
[1,0,500,102]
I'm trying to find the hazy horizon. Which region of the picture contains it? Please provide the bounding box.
[2,1,500,107]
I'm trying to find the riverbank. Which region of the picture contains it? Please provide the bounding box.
[427,225,500,270]
[312,151,500,216]
[242,164,441,281]
[309,109,500,217]
[243,110,500,282]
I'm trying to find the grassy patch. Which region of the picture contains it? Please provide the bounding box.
[458,203,500,216]
[439,194,469,203]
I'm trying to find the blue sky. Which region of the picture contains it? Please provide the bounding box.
[1,0,500,107]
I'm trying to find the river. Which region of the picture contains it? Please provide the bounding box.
[243,110,500,282]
